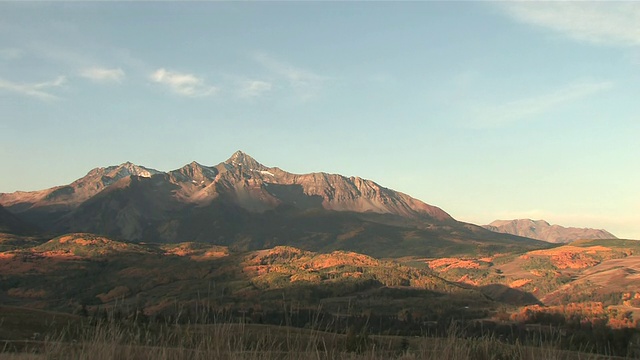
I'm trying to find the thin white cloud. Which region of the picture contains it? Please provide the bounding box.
[150,68,217,97]
[254,53,327,100]
[80,67,125,83]
[472,80,613,128]
[238,80,272,98]
[501,2,640,47]
[0,75,66,101]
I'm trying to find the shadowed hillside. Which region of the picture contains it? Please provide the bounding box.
[0,204,36,235]
[0,233,507,322]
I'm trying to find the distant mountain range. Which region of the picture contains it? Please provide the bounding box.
[1,152,634,337]
[483,219,617,243]
[0,151,546,257]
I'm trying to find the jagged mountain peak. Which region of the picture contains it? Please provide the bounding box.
[106,162,160,178]
[0,151,552,257]
[47,162,161,201]
[171,161,218,182]
[225,150,266,170]
[83,162,160,180]
[180,161,208,170]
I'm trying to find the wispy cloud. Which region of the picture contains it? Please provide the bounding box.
[238,80,272,98]
[0,76,66,101]
[150,68,217,97]
[500,2,640,46]
[80,67,125,83]
[471,80,613,128]
[254,53,327,100]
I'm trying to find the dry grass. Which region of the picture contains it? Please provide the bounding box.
[0,320,628,360]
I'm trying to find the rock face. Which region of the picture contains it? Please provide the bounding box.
[0,151,450,222]
[483,219,617,243]
[0,151,546,257]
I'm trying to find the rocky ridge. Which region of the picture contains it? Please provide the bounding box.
[0,151,546,257]
[484,219,617,243]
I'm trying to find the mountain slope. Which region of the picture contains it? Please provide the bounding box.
[424,239,640,306]
[483,219,617,243]
[0,151,548,257]
[0,204,35,235]
[0,163,161,230]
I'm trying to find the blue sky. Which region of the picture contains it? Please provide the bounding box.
[1,2,639,239]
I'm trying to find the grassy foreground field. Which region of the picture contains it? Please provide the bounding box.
[2,238,639,359]
[0,318,633,360]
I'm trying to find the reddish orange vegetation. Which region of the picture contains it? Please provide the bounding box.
[409,277,437,288]
[341,271,364,279]
[33,234,139,257]
[290,272,322,283]
[166,249,190,256]
[57,234,114,246]
[164,243,229,259]
[528,270,547,277]
[197,249,228,258]
[509,301,639,329]
[37,250,81,258]
[0,253,66,274]
[622,292,640,307]
[307,252,379,270]
[523,245,627,270]
[165,245,191,256]
[427,258,487,271]
[96,286,131,303]
[509,279,532,288]
[242,247,393,287]
[57,235,75,244]
[7,288,48,299]
[244,247,378,272]
[457,274,480,286]
[246,246,307,263]
[75,238,101,246]
[0,255,36,273]
[142,299,177,315]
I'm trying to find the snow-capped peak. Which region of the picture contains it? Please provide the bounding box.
[109,162,161,179]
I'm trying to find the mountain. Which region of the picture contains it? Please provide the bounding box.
[483,219,617,243]
[0,162,161,230]
[0,151,548,257]
[0,204,35,235]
